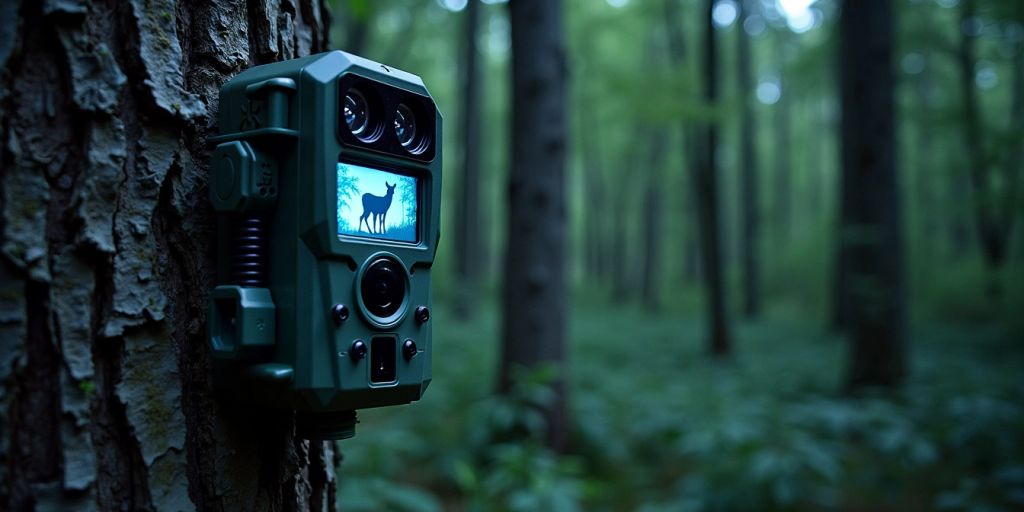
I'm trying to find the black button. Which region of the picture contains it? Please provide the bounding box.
[332,304,349,324]
[415,306,430,324]
[349,340,367,361]
[402,339,417,360]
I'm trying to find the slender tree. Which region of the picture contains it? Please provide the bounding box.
[694,0,731,355]
[499,0,569,451]
[837,0,908,388]
[640,130,670,310]
[957,0,1021,288]
[633,3,671,311]
[454,0,484,318]
[610,145,635,301]
[578,84,608,282]
[773,31,793,243]
[737,0,760,317]
[911,53,941,256]
[664,0,702,285]
[611,135,647,302]
[0,1,339,510]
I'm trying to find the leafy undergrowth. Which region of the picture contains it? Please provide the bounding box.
[336,304,1024,512]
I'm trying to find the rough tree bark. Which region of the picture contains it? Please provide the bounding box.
[454,0,483,319]
[737,0,760,317]
[837,0,908,388]
[499,0,569,451]
[0,1,339,510]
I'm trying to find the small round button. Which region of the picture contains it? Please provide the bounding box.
[415,306,430,324]
[349,340,367,361]
[402,339,417,360]
[332,304,349,325]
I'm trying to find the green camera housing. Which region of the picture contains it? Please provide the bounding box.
[207,51,441,440]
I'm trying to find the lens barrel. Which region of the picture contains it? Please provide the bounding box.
[359,257,407,319]
[343,89,369,137]
[394,104,418,150]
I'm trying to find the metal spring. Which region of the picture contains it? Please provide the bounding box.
[233,215,268,287]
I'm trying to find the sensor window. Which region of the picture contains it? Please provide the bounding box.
[370,336,397,383]
[336,162,418,243]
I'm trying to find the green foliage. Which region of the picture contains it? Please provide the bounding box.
[338,303,1024,511]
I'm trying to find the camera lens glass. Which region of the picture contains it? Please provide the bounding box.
[360,257,406,319]
[394,104,418,150]
[343,89,369,137]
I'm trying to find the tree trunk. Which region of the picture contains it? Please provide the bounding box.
[640,132,669,311]
[499,0,569,451]
[913,55,940,252]
[611,138,644,302]
[454,0,483,318]
[838,0,908,389]
[773,33,792,243]
[610,173,632,301]
[663,0,702,286]
[737,0,760,317]
[0,1,339,510]
[577,93,607,283]
[958,0,1020,277]
[808,98,828,218]
[694,0,730,356]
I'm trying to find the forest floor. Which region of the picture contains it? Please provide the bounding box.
[337,301,1024,512]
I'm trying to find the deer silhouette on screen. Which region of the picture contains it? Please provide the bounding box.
[359,182,396,234]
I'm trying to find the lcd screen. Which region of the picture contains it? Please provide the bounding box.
[336,162,418,243]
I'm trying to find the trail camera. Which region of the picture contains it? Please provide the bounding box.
[206,51,441,439]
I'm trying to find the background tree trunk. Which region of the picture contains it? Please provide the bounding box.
[663,0,702,287]
[773,33,792,244]
[737,0,760,318]
[912,54,939,255]
[957,0,1020,289]
[577,92,607,283]
[611,139,643,302]
[838,0,908,389]
[454,0,483,318]
[499,0,569,451]
[696,0,731,356]
[640,132,668,311]
[0,1,339,510]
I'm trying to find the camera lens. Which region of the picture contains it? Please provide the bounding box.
[360,257,407,319]
[343,89,369,137]
[394,104,418,150]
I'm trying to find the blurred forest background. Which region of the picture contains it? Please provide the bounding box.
[329,0,1024,510]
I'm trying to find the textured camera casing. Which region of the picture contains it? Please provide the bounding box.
[207,51,441,439]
